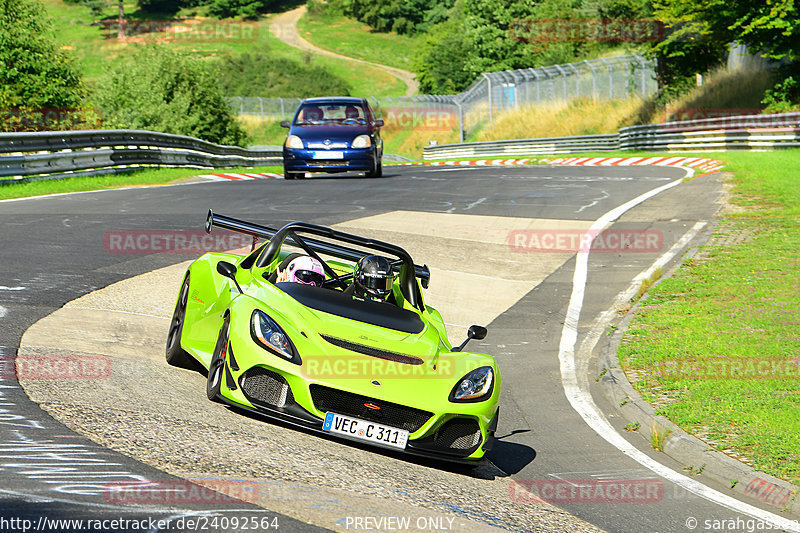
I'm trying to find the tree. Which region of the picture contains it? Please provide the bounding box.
[649,0,800,90]
[0,0,85,130]
[415,18,476,94]
[93,46,247,145]
[207,0,274,19]
[137,0,188,14]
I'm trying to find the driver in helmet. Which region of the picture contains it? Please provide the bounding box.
[345,106,360,119]
[344,255,395,302]
[276,255,325,287]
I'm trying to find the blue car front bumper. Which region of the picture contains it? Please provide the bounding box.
[283,147,376,173]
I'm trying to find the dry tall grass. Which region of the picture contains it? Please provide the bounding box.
[626,66,774,125]
[473,65,775,144]
[476,97,644,142]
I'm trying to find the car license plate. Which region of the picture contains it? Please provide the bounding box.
[311,151,344,159]
[323,412,408,450]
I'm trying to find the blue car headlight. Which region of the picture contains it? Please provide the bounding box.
[351,135,371,149]
[250,310,300,364]
[450,366,494,402]
[285,135,304,149]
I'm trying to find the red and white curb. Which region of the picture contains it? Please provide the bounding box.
[544,156,725,173]
[398,156,725,174]
[198,172,283,181]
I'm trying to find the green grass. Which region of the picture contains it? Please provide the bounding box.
[261,28,405,97]
[42,0,405,97]
[618,149,800,484]
[297,11,421,73]
[0,165,282,200]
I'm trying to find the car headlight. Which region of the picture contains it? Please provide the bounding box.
[250,310,300,364]
[285,135,304,149]
[351,135,371,149]
[450,366,494,402]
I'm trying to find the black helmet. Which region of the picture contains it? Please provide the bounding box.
[353,255,394,300]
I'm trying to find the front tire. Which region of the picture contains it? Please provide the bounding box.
[284,171,304,180]
[165,273,193,368]
[366,154,382,178]
[206,315,230,402]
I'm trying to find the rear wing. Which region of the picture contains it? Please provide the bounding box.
[205,210,431,307]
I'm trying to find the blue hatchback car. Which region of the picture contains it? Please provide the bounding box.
[281,97,384,179]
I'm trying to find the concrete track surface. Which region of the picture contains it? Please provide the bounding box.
[2,165,798,532]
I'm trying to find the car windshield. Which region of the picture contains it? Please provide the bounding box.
[294,103,368,126]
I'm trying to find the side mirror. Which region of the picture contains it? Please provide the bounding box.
[454,325,488,352]
[217,261,243,293]
[280,120,290,128]
[468,324,488,340]
[374,119,384,127]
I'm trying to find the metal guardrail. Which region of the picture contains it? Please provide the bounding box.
[423,134,618,159]
[0,129,281,183]
[424,112,800,159]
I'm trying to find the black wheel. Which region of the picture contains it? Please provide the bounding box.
[206,315,230,402]
[284,171,304,180]
[366,154,381,178]
[165,273,193,368]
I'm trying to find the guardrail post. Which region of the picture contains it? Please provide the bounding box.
[584,60,597,102]
[455,101,464,143]
[637,55,647,97]
[599,57,613,100]
[484,74,493,123]
[554,65,567,101]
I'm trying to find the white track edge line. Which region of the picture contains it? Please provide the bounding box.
[557,170,800,531]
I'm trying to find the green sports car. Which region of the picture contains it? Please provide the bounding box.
[166,210,500,463]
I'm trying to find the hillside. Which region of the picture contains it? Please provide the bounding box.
[41,0,406,97]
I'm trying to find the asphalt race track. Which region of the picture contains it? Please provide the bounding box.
[1,165,797,533]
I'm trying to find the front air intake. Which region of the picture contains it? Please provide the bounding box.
[240,367,294,409]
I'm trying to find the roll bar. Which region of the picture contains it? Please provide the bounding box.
[205,210,430,310]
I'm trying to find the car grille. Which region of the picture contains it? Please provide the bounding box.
[321,335,424,365]
[307,160,348,167]
[240,367,294,408]
[307,142,348,149]
[309,385,432,432]
[434,418,482,450]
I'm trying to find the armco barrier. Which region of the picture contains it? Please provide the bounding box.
[0,129,281,183]
[423,134,619,159]
[424,111,800,159]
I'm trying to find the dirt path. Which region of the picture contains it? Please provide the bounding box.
[270,5,419,96]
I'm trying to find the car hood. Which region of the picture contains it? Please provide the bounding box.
[252,282,443,364]
[290,125,372,141]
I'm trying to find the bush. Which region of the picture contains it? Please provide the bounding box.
[215,47,351,97]
[207,0,270,19]
[0,0,85,116]
[93,46,247,146]
[762,76,800,114]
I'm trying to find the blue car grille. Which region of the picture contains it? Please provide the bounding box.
[309,385,432,432]
[307,142,348,149]
[307,160,348,167]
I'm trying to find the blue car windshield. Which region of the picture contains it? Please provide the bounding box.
[294,103,368,126]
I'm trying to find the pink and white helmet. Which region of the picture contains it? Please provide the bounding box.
[286,256,324,286]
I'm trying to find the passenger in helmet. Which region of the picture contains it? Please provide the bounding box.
[344,255,395,301]
[345,106,360,119]
[276,255,325,287]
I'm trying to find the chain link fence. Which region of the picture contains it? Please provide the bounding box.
[226,54,656,141]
